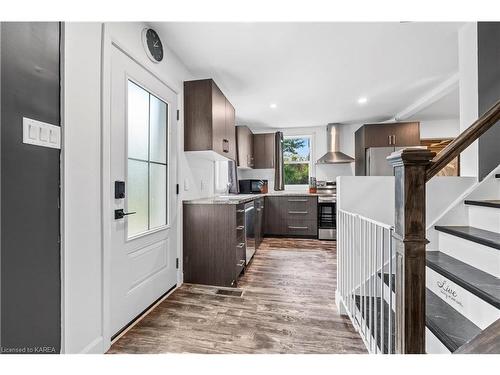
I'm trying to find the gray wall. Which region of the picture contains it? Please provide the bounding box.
[1,22,61,353]
[478,22,500,180]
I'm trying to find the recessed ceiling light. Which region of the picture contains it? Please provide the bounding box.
[357,97,368,105]
[270,103,277,109]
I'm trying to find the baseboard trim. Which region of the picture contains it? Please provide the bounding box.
[80,336,104,354]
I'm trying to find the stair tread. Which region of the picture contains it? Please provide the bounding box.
[426,251,500,308]
[435,225,500,250]
[464,199,500,209]
[367,275,483,353]
[426,289,482,352]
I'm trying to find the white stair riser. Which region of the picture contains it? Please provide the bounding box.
[468,205,500,232]
[438,232,500,277]
[426,267,500,330]
[426,327,451,354]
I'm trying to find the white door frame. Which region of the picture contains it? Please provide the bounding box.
[100,25,182,352]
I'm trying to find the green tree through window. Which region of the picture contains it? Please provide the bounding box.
[283,136,311,185]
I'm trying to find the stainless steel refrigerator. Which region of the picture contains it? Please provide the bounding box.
[365,147,406,176]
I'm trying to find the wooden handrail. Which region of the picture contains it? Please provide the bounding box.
[426,99,500,181]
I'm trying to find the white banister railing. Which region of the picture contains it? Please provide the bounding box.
[337,209,395,354]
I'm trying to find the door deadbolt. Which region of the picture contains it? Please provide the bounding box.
[115,181,125,199]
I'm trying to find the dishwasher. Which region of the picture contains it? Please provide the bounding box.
[244,201,256,264]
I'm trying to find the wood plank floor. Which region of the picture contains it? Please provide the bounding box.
[108,238,367,354]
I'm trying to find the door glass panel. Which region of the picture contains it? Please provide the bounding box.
[127,159,149,236]
[126,80,169,239]
[150,164,167,229]
[127,81,149,160]
[149,94,168,164]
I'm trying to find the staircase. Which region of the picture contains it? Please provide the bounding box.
[337,99,500,353]
[368,168,500,353]
[424,169,500,353]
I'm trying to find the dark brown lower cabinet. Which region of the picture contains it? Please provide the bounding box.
[183,203,246,287]
[264,196,318,237]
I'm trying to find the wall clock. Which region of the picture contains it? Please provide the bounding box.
[142,28,164,63]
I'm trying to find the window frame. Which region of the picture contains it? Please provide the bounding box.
[283,134,313,190]
[125,78,170,240]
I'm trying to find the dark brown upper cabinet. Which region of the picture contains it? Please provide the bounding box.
[184,79,236,161]
[355,121,420,175]
[236,126,254,168]
[253,133,275,169]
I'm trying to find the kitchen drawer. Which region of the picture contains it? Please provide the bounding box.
[235,241,246,278]
[286,218,317,236]
[286,207,316,221]
[286,197,317,219]
[285,196,317,209]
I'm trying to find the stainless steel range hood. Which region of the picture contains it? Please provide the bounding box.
[316,123,355,164]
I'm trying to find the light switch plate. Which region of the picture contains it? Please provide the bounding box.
[23,117,61,149]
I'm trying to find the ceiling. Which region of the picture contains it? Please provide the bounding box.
[154,22,463,129]
[407,87,460,121]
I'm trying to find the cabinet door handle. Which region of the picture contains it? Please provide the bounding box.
[222,139,229,153]
[288,225,309,230]
[236,243,245,248]
[388,135,392,145]
[237,209,245,213]
[392,134,396,145]
[236,225,244,230]
[288,199,308,202]
[236,260,245,267]
[288,211,308,214]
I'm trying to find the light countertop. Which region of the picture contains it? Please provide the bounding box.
[183,191,320,205]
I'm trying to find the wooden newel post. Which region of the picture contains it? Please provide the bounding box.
[388,148,435,354]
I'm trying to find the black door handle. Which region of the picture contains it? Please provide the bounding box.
[114,209,137,220]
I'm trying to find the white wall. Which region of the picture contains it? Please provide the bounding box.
[419,119,460,139]
[62,22,103,354]
[458,22,479,178]
[62,22,209,353]
[336,176,395,226]
[426,176,476,227]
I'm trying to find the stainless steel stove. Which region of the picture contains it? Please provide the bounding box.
[316,181,336,240]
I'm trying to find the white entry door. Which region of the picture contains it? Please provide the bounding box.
[110,45,178,336]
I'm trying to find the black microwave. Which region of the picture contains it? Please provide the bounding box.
[239,179,267,194]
